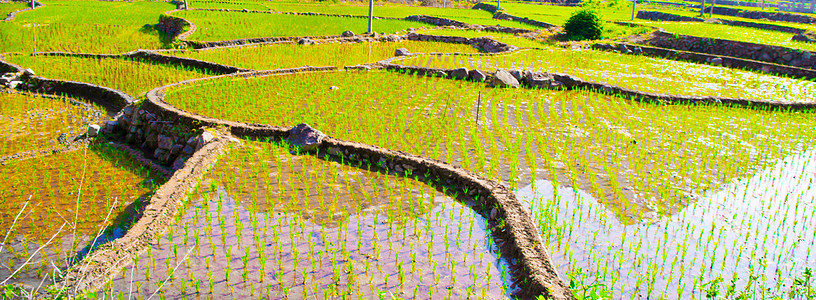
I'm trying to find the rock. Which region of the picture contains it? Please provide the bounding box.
[759,52,773,62]
[87,124,101,137]
[618,43,630,53]
[172,155,188,170]
[287,123,325,152]
[490,207,498,220]
[0,73,16,85]
[298,38,316,45]
[157,135,174,150]
[468,69,486,82]
[329,86,339,91]
[803,51,812,60]
[428,70,446,78]
[782,52,794,61]
[8,81,22,89]
[792,30,816,43]
[492,69,519,88]
[395,48,410,56]
[153,148,166,160]
[711,57,723,66]
[524,72,563,89]
[241,8,248,12]
[194,132,215,151]
[341,30,354,37]
[182,145,195,155]
[450,67,469,80]
[102,121,118,134]
[170,144,183,156]
[633,46,643,55]
[21,68,35,78]
[508,69,522,81]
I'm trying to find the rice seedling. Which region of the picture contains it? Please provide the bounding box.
[163,40,480,70]
[101,140,507,298]
[392,47,816,102]
[6,55,216,97]
[0,92,106,157]
[638,20,816,51]
[0,139,165,287]
[0,0,175,53]
[171,10,426,41]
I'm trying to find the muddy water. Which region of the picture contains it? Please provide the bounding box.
[522,149,816,299]
[103,142,511,299]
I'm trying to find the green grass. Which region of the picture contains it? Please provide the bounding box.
[639,21,816,51]
[172,10,427,41]
[6,55,216,97]
[164,40,480,70]
[390,47,816,102]
[0,0,175,53]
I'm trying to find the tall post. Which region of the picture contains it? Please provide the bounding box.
[498,0,501,10]
[700,0,705,16]
[368,0,373,34]
[31,0,34,9]
[184,0,188,9]
[631,0,636,21]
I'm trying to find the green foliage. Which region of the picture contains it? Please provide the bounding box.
[568,268,613,300]
[791,268,815,299]
[563,9,604,41]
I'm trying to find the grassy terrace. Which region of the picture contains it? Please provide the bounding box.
[164,70,816,223]
[103,140,506,298]
[0,0,174,53]
[0,93,106,157]
[390,47,816,102]
[6,55,216,97]
[163,40,481,70]
[172,10,426,41]
[639,21,816,51]
[190,0,545,30]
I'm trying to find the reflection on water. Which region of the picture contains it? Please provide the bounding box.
[521,149,816,299]
[104,142,512,299]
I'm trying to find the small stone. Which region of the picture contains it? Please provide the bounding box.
[329,86,339,91]
[327,147,342,157]
[87,124,101,137]
[298,38,316,45]
[490,207,498,220]
[451,67,469,80]
[394,48,410,56]
[711,57,723,66]
[287,123,325,152]
[153,148,166,160]
[468,69,486,82]
[341,30,354,37]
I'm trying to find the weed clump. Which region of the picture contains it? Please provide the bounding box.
[563,9,603,41]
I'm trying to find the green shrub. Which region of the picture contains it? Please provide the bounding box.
[563,9,604,41]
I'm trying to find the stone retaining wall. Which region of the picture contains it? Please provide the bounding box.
[140,67,574,300]
[592,41,816,80]
[27,50,250,74]
[701,6,816,24]
[405,14,540,34]
[471,2,559,29]
[636,10,806,34]
[2,0,41,21]
[157,13,189,38]
[379,59,816,111]
[406,32,519,53]
[493,11,559,29]
[648,30,816,68]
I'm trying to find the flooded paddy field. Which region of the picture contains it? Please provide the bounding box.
[102,141,510,299]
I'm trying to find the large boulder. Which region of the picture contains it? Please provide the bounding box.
[524,72,563,89]
[341,30,354,37]
[395,48,410,56]
[451,67,469,80]
[287,123,325,152]
[493,69,519,88]
[157,135,174,150]
[194,132,215,151]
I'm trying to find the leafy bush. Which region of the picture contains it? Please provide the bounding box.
[563,9,604,41]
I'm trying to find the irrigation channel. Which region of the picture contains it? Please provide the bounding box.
[522,148,816,299]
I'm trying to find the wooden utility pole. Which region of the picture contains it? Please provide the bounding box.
[31,0,34,9]
[631,0,636,21]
